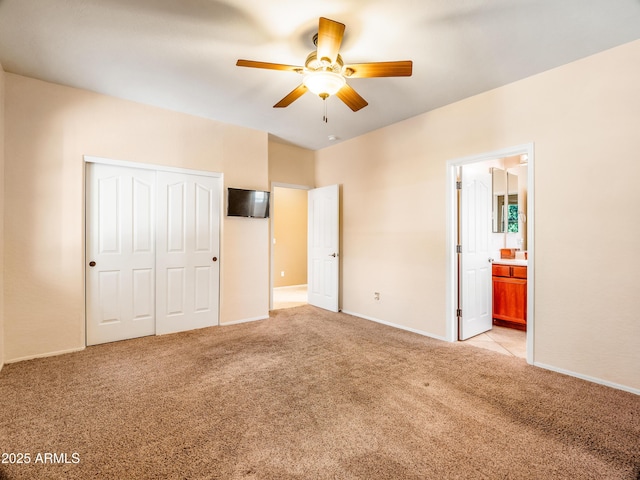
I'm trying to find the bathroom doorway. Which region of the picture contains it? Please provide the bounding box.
[446,144,535,364]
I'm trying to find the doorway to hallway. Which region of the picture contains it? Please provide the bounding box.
[270,183,341,312]
[270,184,309,310]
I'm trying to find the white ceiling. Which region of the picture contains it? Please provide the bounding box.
[1,0,639,150]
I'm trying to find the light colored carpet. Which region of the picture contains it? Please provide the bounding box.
[1,305,638,479]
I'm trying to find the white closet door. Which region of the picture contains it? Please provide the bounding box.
[156,171,221,334]
[86,163,156,345]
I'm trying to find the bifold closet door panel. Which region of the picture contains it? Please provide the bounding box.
[86,163,156,346]
[155,171,221,335]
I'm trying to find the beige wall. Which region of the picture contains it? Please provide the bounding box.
[268,141,315,187]
[4,74,270,361]
[221,125,270,324]
[273,187,307,287]
[316,40,640,391]
[0,62,5,370]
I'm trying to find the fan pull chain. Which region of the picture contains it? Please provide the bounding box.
[319,93,330,123]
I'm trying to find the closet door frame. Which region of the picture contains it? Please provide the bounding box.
[84,156,223,346]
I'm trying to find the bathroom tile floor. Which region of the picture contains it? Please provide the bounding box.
[462,325,527,359]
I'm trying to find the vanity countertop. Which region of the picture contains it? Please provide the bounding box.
[493,258,527,266]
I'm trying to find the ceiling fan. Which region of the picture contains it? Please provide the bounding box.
[236,17,413,116]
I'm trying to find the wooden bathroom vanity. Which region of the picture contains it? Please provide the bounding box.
[492,262,527,330]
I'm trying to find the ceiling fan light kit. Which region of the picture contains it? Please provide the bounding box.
[236,17,413,120]
[303,70,345,97]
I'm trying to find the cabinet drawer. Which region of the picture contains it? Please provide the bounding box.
[492,264,511,277]
[492,264,527,278]
[512,266,528,279]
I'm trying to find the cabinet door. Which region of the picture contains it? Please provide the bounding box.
[492,276,527,324]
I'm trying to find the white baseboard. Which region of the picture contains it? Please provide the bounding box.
[220,315,270,326]
[534,361,639,395]
[341,310,449,342]
[342,311,639,395]
[6,346,86,364]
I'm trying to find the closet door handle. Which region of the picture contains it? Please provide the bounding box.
[89,261,96,267]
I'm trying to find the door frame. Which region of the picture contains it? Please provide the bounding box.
[83,155,224,345]
[269,182,312,311]
[445,143,535,365]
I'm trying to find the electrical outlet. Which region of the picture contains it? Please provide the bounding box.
[374,292,380,301]
[281,271,285,277]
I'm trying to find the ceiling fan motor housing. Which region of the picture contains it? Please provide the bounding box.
[305,52,344,74]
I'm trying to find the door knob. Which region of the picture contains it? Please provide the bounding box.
[329,253,338,257]
[212,257,218,262]
[89,261,96,267]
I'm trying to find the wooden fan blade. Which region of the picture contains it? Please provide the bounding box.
[336,84,368,112]
[316,17,345,64]
[344,61,413,78]
[274,84,308,108]
[236,59,303,73]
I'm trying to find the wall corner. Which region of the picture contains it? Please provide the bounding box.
[0,61,6,371]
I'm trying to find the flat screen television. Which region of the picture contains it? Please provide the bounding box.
[227,188,271,218]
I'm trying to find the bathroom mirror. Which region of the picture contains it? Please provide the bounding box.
[492,168,518,233]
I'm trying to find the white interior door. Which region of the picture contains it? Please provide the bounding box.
[155,171,221,334]
[86,163,156,345]
[308,184,339,312]
[459,165,493,340]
